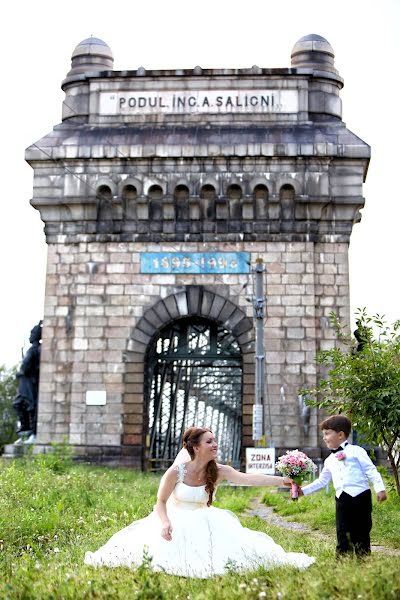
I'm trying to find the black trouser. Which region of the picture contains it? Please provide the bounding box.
[13,395,37,435]
[335,490,372,555]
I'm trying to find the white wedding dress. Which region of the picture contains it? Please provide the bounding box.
[84,463,315,578]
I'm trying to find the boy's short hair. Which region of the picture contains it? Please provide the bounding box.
[320,415,352,437]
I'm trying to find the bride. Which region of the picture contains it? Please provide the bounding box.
[84,427,315,577]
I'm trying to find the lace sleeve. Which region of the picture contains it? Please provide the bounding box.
[174,462,187,483]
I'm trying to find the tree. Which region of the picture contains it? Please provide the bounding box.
[0,365,18,451]
[304,309,400,495]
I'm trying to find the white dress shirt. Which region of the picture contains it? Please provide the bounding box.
[302,442,386,498]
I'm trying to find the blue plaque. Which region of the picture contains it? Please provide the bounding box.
[141,252,250,274]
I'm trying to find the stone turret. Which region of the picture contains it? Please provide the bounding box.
[291,33,342,119]
[67,37,114,76]
[291,33,338,74]
[62,37,114,121]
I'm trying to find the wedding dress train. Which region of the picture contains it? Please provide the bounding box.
[84,463,315,578]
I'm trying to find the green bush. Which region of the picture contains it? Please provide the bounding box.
[0,364,18,450]
[304,309,400,495]
[34,440,74,473]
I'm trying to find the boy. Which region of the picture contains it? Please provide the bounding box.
[300,415,387,556]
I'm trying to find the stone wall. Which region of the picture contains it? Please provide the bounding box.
[36,237,349,465]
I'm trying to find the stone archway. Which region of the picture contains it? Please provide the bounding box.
[146,316,243,469]
[122,285,254,470]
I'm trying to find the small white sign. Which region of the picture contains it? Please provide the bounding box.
[252,404,264,441]
[85,390,107,406]
[246,447,276,475]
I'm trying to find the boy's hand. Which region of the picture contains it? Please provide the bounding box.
[377,491,387,502]
[297,486,304,497]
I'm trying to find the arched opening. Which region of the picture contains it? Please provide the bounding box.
[122,184,138,220]
[280,184,295,220]
[200,184,216,220]
[253,184,269,219]
[96,185,113,232]
[148,184,163,221]
[174,184,190,221]
[145,317,242,470]
[227,184,242,220]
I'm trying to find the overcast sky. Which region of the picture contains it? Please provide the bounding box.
[1,0,399,368]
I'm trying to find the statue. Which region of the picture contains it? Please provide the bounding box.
[13,321,42,444]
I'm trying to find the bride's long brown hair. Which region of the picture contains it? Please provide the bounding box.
[182,427,218,506]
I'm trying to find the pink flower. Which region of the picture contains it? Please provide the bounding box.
[336,451,346,461]
[276,450,317,480]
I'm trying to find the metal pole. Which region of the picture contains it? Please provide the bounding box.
[253,258,265,442]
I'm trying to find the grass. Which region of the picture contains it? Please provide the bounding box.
[0,454,399,600]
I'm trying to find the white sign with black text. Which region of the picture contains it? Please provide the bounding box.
[99,90,299,115]
[245,447,276,475]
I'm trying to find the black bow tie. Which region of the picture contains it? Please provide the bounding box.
[331,443,347,454]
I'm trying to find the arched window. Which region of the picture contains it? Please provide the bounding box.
[200,184,216,220]
[96,185,113,232]
[148,184,163,221]
[280,184,295,220]
[122,184,138,220]
[253,184,269,219]
[174,185,190,221]
[227,184,242,219]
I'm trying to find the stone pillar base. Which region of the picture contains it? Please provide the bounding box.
[2,443,32,458]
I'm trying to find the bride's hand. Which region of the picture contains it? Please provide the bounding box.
[161,520,173,541]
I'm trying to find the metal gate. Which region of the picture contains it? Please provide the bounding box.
[146,317,242,469]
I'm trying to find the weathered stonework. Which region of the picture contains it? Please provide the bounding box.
[25,35,369,466]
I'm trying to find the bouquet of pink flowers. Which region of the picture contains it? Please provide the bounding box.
[276,450,317,500]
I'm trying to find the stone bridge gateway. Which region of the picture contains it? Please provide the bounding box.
[25,34,369,466]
